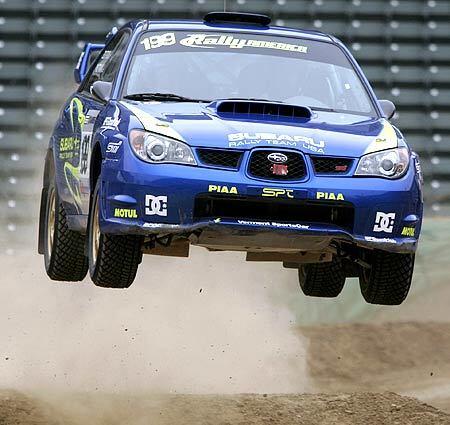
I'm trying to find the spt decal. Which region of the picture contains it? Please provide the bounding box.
[106,141,123,154]
[262,188,294,198]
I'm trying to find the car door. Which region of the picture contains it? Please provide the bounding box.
[61,30,131,216]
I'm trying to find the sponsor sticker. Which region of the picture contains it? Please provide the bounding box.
[106,140,123,154]
[271,222,309,229]
[262,188,294,198]
[227,133,325,153]
[365,236,397,244]
[59,137,80,160]
[373,212,396,233]
[316,191,345,201]
[145,195,168,217]
[114,208,138,219]
[143,222,181,229]
[180,33,308,53]
[401,226,415,237]
[139,32,308,54]
[101,106,121,132]
[79,132,91,178]
[236,220,309,230]
[237,220,271,227]
[208,185,238,194]
[302,139,325,154]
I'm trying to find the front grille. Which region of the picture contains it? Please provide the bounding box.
[311,156,353,174]
[194,195,354,232]
[248,150,307,180]
[197,149,243,169]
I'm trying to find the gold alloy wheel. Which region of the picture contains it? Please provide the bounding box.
[47,189,56,254]
[92,196,100,266]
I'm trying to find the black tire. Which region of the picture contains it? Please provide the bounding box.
[88,180,143,288]
[43,179,88,281]
[359,250,414,305]
[298,257,346,298]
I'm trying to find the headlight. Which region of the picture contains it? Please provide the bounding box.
[129,129,196,165]
[355,147,409,179]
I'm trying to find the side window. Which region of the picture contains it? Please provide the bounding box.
[81,30,130,94]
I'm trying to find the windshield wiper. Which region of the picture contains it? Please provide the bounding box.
[222,97,281,103]
[310,106,340,113]
[123,92,210,102]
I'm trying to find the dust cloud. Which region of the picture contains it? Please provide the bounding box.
[0,247,309,395]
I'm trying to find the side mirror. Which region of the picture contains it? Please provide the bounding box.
[91,80,112,102]
[379,99,396,120]
[74,43,105,84]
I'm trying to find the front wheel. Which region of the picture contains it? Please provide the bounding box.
[298,257,346,298]
[88,180,143,288]
[359,250,415,305]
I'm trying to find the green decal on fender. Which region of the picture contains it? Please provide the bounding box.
[63,162,82,208]
[69,97,86,132]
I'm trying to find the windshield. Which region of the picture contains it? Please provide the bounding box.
[124,30,376,116]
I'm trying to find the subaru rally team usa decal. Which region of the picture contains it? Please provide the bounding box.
[228,133,326,153]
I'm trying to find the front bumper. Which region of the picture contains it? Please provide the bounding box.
[99,152,423,254]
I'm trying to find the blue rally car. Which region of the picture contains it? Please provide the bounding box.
[38,12,423,305]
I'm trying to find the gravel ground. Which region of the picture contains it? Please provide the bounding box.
[1,391,450,425]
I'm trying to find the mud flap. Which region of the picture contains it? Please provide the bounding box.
[38,186,48,255]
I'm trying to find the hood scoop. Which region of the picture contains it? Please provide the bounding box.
[211,100,312,123]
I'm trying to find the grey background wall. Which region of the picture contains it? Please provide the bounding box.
[0,0,449,250]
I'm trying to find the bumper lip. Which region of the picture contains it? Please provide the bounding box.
[100,217,418,254]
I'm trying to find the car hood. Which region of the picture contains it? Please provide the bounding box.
[120,100,399,157]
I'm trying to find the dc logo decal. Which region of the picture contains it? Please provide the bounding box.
[373,212,396,233]
[145,195,168,217]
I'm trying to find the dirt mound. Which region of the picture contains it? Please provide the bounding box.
[300,321,450,411]
[2,391,449,425]
[0,391,65,425]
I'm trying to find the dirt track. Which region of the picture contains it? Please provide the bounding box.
[1,250,450,423]
[1,391,450,425]
[302,322,450,394]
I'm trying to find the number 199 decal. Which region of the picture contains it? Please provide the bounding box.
[140,33,176,50]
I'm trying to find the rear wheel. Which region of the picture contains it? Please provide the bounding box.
[88,180,143,288]
[298,257,346,298]
[43,179,88,281]
[359,250,414,305]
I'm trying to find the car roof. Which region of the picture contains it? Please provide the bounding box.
[122,19,334,44]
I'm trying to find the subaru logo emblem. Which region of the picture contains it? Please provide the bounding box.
[267,152,288,163]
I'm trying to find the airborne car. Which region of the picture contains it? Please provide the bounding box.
[38,12,423,305]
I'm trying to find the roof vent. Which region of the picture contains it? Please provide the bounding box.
[204,12,271,27]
